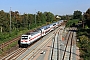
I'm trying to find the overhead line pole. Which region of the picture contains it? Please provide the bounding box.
[10,7,11,34]
[35,9,36,25]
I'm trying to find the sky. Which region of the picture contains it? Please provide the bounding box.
[0,0,90,15]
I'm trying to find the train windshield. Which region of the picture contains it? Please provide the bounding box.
[21,36,28,40]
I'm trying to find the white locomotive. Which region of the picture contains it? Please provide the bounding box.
[20,20,64,47]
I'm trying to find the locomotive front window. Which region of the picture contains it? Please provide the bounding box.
[21,36,28,39]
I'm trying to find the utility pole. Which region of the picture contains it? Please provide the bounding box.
[10,7,11,34]
[82,12,84,29]
[35,9,36,25]
[27,13,29,30]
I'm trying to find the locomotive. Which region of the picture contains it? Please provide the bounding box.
[20,20,64,47]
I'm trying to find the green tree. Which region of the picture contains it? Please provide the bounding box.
[28,14,35,29]
[0,10,10,32]
[42,12,47,24]
[45,12,54,23]
[37,11,42,24]
[73,10,82,19]
[84,8,90,27]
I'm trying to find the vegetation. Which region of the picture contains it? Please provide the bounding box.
[73,10,82,20]
[77,8,90,60]
[65,10,82,27]
[84,8,90,27]
[77,28,90,60]
[66,19,79,27]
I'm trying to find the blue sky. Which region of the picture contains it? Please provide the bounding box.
[0,0,90,15]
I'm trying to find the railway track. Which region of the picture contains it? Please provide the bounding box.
[0,36,20,50]
[1,48,27,60]
[49,28,62,60]
[62,28,75,60]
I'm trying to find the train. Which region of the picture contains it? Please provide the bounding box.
[19,20,64,47]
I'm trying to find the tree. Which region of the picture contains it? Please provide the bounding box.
[0,10,10,32]
[0,10,4,32]
[45,12,54,23]
[84,8,90,27]
[37,11,42,24]
[27,14,34,29]
[42,12,47,24]
[73,10,82,19]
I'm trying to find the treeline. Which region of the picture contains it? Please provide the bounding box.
[0,10,58,33]
[66,8,90,28]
